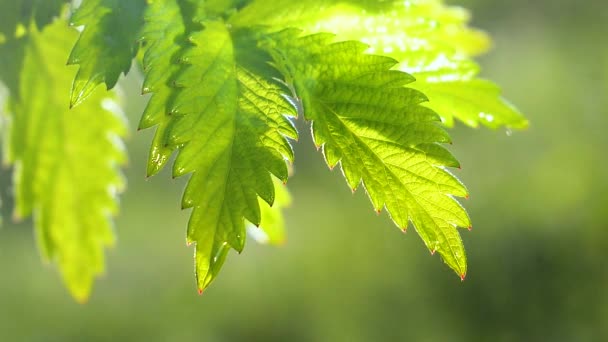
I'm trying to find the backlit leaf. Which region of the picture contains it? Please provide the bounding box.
[261,29,470,277]
[2,19,127,301]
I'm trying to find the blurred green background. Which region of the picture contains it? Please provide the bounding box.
[1,0,607,341]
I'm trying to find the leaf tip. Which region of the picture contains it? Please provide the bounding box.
[460,273,467,282]
[468,226,473,231]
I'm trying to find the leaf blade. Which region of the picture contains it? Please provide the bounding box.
[263,30,469,277]
[3,19,127,301]
[140,6,297,291]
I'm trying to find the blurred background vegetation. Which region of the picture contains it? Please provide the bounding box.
[0,0,607,340]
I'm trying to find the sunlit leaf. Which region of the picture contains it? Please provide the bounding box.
[259,29,470,277]
[234,0,527,129]
[0,0,529,298]
[140,1,297,291]
[2,19,127,301]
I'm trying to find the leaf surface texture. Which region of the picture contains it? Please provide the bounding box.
[140,0,297,291]
[234,0,527,129]
[261,29,470,276]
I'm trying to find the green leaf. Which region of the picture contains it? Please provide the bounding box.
[68,0,145,107]
[408,76,526,129]
[140,4,297,291]
[234,0,527,129]
[262,30,470,278]
[3,19,127,302]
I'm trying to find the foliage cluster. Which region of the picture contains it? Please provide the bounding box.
[0,0,526,301]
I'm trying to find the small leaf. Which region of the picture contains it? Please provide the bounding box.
[409,77,527,129]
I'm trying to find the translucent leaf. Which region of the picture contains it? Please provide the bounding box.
[2,19,127,302]
[261,29,470,278]
[140,2,297,291]
[234,0,528,129]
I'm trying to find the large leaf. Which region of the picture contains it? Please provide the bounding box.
[261,30,470,277]
[2,19,127,301]
[68,0,146,107]
[140,2,297,291]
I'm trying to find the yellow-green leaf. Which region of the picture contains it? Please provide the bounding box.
[262,29,470,278]
[3,19,127,302]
